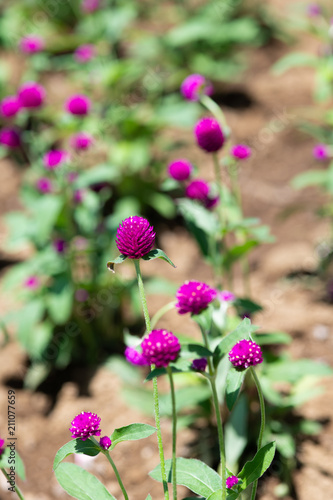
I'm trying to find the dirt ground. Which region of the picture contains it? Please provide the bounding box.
[1,1,333,499]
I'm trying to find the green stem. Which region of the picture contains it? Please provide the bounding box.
[1,468,25,500]
[200,327,226,500]
[150,301,177,331]
[167,366,177,500]
[250,367,266,500]
[105,453,129,500]
[200,95,230,135]
[213,152,222,189]
[133,259,169,500]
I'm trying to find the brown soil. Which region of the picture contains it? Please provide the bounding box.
[1,2,333,499]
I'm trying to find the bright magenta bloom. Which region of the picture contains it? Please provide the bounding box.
[192,358,207,371]
[124,346,148,366]
[313,144,328,160]
[0,96,21,118]
[141,329,181,368]
[70,411,101,441]
[43,150,69,170]
[0,127,21,148]
[228,339,263,371]
[231,144,251,160]
[99,436,112,450]
[70,132,93,150]
[116,216,155,259]
[36,177,53,193]
[81,0,100,13]
[185,179,209,201]
[175,280,217,315]
[18,82,45,108]
[168,159,193,181]
[65,94,91,115]
[194,117,224,153]
[53,238,66,254]
[19,35,44,54]
[181,74,213,101]
[24,276,40,290]
[74,44,95,63]
[226,475,239,489]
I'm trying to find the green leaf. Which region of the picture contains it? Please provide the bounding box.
[222,241,258,270]
[238,441,276,489]
[54,462,117,500]
[252,332,292,345]
[142,248,176,268]
[207,491,239,500]
[110,423,156,450]
[145,496,152,500]
[225,395,248,469]
[107,254,127,272]
[272,52,318,75]
[149,458,222,497]
[180,343,213,358]
[292,170,328,190]
[225,368,245,411]
[14,451,26,480]
[145,361,192,382]
[263,358,332,384]
[213,319,256,367]
[53,439,101,471]
[46,275,74,324]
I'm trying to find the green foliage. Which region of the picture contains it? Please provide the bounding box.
[110,423,156,450]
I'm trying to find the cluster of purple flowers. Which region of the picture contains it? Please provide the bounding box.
[70,411,111,450]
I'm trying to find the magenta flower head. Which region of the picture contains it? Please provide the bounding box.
[43,150,69,170]
[99,436,112,450]
[307,3,321,16]
[70,132,93,151]
[124,346,148,366]
[219,290,235,302]
[194,117,224,153]
[185,179,209,202]
[0,95,21,118]
[175,280,217,315]
[181,74,213,101]
[65,94,91,116]
[226,475,239,489]
[313,144,328,160]
[0,127,21,148]
[18,81,46,109]
[228,339,263,371]
[36,177,53,193]
[141,329,181,368]
[116,216,155,259]
[81,0,100,13]
[53,238,66,254]
[70,411,101,441]
[74,44,95,63]
[0,438,5,457]
[24,276,40,290]
[231,144,251,160]
[192,358,207,371]
[19,35,45,54]
[168,159,193,181]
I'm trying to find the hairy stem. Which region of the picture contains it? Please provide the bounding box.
[250,367,266,500]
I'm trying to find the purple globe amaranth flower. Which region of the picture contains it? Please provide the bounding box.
[74,44,95,63]
[231,144,251,160]
[74,189,84,203]
[70,411,101,441]
[53,238,66,253]
[185,179,209,202]
[124,346,148,366]
[99,436,112,450]
[192,358,208,371]
[226,475,239,489]
[228,339,263,371]
[65,94,91,116]
[24,276,40,290]
[70,132,93,150]
[0,127,21,148]
[116,216,155,259]
[81,0,100,13]
[43,150,69,170]
[181,74,213,101]
[219,290,236,302]
[0,438,5,457]
[0,95,21,118]
[141,329,181,368]
[194,117,225,153]
[204,193,220,210]
[307,3,321,17]
[175,280,217,315]
[313,144,328,160]
[168,159,193,181]
[75,288,89,302]
[18,81,46,109]
[36,177,53,193]
[19,35,45,54]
